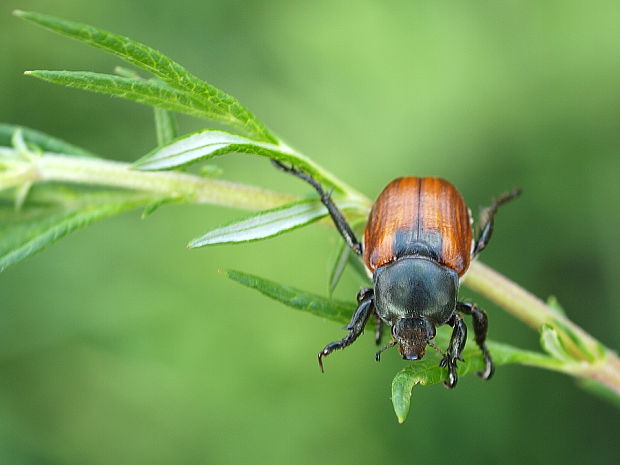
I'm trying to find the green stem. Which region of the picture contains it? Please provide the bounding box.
[464,262,598,354]
[7,151,298,210]
[464,261,620,395]
[2,147,618,397]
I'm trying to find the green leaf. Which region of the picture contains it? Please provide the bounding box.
[328,241,350,295]
[391,349,487,423]
[0,123,95,157]
[15,10,273,142]
[14,182,33,212]
[327,220,369,294]
[0,186,154,271]
[133,129,342,191]
[551,318,606,362]
[133,129,292,170]
[141,196,185,219]
[11,128,31,158]
[391,356,460,423]
[540,324,575,362]
[392,340,560,423]
[154,108,177,146]
[348,253,371,285]
[188,199,329,248]
[25,71,238,124]
[224,269,355,324]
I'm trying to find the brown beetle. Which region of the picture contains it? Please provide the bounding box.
[274,163,519,388]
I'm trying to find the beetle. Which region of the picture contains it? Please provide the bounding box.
[273,161,520,388]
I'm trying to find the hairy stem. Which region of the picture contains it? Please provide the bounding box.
[3,151,297,210]
[464,261,620,395]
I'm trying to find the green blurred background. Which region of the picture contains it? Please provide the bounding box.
[1,0,619,463]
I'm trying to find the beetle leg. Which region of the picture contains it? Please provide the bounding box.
[344,288,373,330]
[351,289,383,345]
[318,291,374,372]
[457,301,494,380]
[473,187,521,258]
[374,316,384,346]
[439,314,467,389]
[272,160,363,256]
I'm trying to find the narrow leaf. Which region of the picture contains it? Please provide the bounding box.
[25,71,236,123]
[348,253,371,284]
[0,123,95,157]
[14,10,273,141]
[154,108,177,146]
[11,128,30,158]
[133,129,337,189]
[0,187,154,271]
[14,182,32,211]
[141,197,183,219]
[224,269,355,324]
[189,199,328,248]
[328,220,369,294]
[328,241,350,295]
[133,129,290,170]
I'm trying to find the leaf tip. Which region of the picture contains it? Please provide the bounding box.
[12,9,25,17]
[187,239,201,249]
[23,70,32,76]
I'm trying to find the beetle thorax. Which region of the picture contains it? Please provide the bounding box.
[372,256,458,326]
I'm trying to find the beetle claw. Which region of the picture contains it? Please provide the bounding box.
[317,351,326,373]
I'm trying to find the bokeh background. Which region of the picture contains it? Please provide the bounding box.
[1,0,619,463]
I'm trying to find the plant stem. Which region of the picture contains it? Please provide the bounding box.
[7,151,298,210]
[3,148,618,397]
[464,261,620,395]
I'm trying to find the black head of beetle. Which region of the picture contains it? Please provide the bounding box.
[391,317,436,360]
[373,256,458,359]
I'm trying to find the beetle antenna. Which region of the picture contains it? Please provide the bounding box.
[428,341,446,357]
[375,340,397,362]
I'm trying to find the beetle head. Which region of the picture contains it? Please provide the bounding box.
[392,317,436,360]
